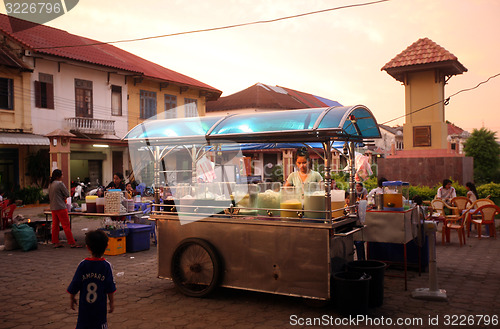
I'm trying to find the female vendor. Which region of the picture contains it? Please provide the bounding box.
[284,147,323,192]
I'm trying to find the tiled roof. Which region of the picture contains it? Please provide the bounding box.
[447,123,465,135]
[382,38,467,82]
[0,14,221,98]
[378,124,399,135]
[206,83,341,112]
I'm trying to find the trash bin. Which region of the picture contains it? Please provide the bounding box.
[332,271,371,315]
[347,260,386,307]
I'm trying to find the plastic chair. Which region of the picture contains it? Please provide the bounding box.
[469,204,500,239]
[0,199,10,211]
[470,198,495,209]
[1,204,17,230]
[451,197,472,214]
[431,199,459,220]
[466,198,495,236]
[442,208,469,247]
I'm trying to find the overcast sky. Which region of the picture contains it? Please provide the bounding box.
[4,0,499,136]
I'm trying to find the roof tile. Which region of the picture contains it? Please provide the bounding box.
[206,83,341,112]
[382,37,459,70]
[0,14,221,96]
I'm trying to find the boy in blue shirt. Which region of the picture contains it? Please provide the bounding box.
[68,230,116,329]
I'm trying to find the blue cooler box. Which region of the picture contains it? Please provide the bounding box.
[125,223,151,252]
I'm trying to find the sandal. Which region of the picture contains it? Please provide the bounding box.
[53,243,64,248]
[70,244,83,248]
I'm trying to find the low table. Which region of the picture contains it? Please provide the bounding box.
[43,210,143,243]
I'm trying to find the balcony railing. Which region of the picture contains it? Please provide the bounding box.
[64,117,115,135]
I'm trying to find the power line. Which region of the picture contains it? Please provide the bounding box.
[380,72,500,126]
[32,0,392,50]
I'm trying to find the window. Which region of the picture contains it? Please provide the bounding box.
[111,85,122,116]
[184,98,198,117]
[0,77,13,110]
[75,79,93,118]
[413,126,431,147]
[140,90,157,119]
[35,73,54,109]
[164,94,177,119]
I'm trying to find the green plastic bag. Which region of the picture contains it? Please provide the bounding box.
[11,224,38,252]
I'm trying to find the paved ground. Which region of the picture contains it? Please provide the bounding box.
[0,205,499,329]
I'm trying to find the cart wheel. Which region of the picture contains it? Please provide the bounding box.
[171,238,221,297]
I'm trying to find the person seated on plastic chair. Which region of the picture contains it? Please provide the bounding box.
[136,183,146,196]
[435,179,456,208]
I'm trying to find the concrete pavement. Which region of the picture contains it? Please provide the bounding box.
[0,205,499,328]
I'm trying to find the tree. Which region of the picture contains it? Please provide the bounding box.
[464,128,500,184]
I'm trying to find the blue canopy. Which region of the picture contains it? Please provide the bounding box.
[124,105,381,145]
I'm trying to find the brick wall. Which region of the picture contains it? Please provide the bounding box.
[377,156,473,186]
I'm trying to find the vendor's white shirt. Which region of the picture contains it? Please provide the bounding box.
[367,187,384,198]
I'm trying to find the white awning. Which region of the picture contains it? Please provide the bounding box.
[0,133,50,146]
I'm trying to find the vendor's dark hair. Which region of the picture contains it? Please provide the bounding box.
[296,147,309,161]
[442,179,452,188]
[114,172,124,180]
[85,230,109,257]
[50,169,63,183]
[466,182,479,199]
[377,177,388,188]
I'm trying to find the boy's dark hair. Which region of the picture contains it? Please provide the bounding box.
[412,195,423,206]
[85,230,109,257]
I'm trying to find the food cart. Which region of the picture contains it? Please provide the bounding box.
[124,105,381,300]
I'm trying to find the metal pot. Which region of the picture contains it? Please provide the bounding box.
[374,194,384,210]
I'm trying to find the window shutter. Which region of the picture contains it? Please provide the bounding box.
[413,126,431,147]
[35,80,42,108]
[46,83,54,109]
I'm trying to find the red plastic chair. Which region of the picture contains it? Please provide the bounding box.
[1,204,16,230]
[0,199,10,210]
[469,204,500,239]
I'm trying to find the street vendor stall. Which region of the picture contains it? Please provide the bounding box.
[124,105,381,300]
[363,182,426,290]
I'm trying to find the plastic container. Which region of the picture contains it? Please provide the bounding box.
[96,198,105,213]
[382,181,404,211]
[280,186,302,218]
[331,190,346,218]
[105,191,123,214]
[347,260,386,307]
[85,196,98,213]
[256,183,281,216]
[333,271,371,315]
[126,223,151,252]
[99,227,129,238]
[303,182,325,219]
[233,184,258,209]
[104,236,126,256]
[124,199,135,212]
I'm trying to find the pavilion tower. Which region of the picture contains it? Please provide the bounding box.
[377,38,473,186]
[381,38,467,150]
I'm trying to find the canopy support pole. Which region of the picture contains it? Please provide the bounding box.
[322,142,332,222]
[153,146,161,204]
[349,141,356,212]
